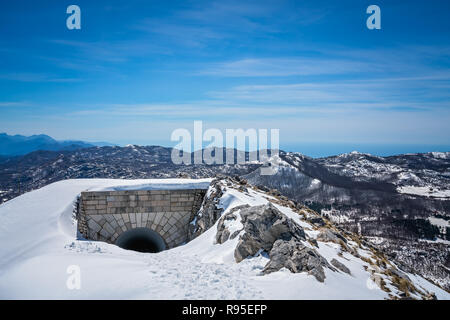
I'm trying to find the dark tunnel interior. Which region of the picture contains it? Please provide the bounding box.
[115,227,166,253]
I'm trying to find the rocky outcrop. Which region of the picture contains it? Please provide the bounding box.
[188,179,224,240]
[263,239,332,282]
[216,205,249,244]
[330,258,351,275]
[233,203,306,262]
[217,202,332,282]
[317,228,347,244]
[308,216,326,227]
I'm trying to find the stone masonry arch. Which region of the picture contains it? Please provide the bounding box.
[77,188,207,250]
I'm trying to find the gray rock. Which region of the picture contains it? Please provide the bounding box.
[224,203,334,283]
[330,258,351,275]
[256,185,270,192]
[238,186,248,193]
[269,189,281,196]
[263,239,331,282]
[234,203,306,262]
[309,238,319,248]
[216,205,249,244]
[188,179,224,240]
[317,228,347,244]
[308,216,326,227]
[216,215,233,244]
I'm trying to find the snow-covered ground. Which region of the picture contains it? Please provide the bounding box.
[397,185,450,198]
[0,178,448,300]
[428,216,449,230]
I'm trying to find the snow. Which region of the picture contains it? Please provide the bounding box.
[428,217,449,229]
[321,209,352,223]
[397,185,450,198]
[324,155,403,181]
[419,238,450,245]
[365,236,386,245]
[309,178,321,189]
[430,152,450,159]
[0,178,448,300]
[92,178,212,191]
[397,171,422,183]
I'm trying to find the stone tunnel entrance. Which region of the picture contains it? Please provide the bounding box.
[76,187,208,252]
[115,227,166,253]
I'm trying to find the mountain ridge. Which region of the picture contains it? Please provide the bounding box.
[0,132,114,156]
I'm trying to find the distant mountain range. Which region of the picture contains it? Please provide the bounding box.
[0,133,114,156]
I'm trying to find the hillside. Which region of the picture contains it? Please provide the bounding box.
[0,146,448,290]
[0,177,447,299]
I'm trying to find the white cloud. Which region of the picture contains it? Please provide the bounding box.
[0,101,31,107]
[0,73,81,83]
[199,58,371,77]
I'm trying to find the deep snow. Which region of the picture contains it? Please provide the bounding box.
[0,178,448,300]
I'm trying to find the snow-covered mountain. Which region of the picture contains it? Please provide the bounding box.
[0,146,448,291]
[245,151,450,290]
[0,177,447,299]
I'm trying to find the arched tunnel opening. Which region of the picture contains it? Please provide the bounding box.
[115,228,166,253]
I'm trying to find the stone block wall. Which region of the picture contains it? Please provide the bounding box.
[77,189,207,249]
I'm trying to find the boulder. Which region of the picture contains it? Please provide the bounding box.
[317,228,347,244]
[308,216,326,227]
[256,185,270,192]
[269,189,281,196]
[238,185,248,193]
[216,205,249,244]
[330,258,351,275]
[234,203,306,262]
[263,239,331,282]
[221,203,332,283]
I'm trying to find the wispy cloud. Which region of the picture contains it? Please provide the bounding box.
[200,45,450,78]
[208,77,450,112]
[175,0,328,31]
[199,58,373,77]
[68,102,300,118]
[134,20,224,48]
[0,73,82,83]
[49,39,169,63]
[0,101,31,107]
[1,1,449,149]
[133,0,329,50]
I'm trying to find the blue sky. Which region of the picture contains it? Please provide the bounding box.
[0,0,449,156]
